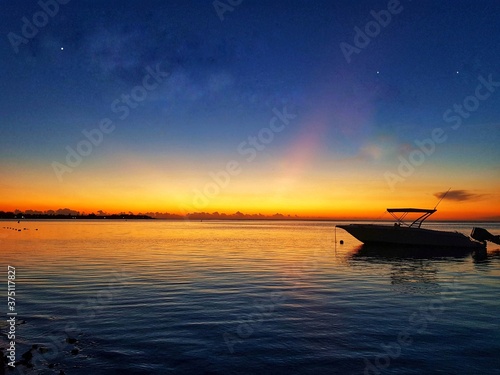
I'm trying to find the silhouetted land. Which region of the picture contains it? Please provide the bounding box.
[0,212,153,220]
[0,210,302,221]
[2,210,496,222]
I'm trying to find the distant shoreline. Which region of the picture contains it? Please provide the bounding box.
[1,210,498,222]
[0,213,154,220]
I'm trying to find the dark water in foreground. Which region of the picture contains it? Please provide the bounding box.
[1,220,500,375]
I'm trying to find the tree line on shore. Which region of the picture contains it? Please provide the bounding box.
[0,209,307,220]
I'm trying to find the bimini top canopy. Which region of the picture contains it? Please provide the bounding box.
[386,208,437,228]
[387,208,436,213]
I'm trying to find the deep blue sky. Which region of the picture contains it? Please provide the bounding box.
[0,0,499,216]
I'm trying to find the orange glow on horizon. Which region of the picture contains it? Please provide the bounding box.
[2,196,498,221]
[1,151,498,221]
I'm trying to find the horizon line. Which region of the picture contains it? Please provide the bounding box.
[1,209,499,222]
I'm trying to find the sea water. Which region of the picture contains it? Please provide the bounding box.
[1,220,499,374]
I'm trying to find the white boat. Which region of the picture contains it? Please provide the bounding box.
[337,208,489,249]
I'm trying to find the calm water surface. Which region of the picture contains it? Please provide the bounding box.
[1,220,500,374]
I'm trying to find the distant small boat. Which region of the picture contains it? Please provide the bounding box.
[337,208,495,250]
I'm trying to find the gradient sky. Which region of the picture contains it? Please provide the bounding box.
[1,0,499,219]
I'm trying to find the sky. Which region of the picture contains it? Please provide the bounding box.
[0,0,499,220]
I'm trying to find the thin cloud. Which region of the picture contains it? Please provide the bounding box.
[434,190,485,202]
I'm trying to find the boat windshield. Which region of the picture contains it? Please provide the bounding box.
[387,208,436,228]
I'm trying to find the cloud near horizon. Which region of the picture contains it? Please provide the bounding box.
[434,190,486,202]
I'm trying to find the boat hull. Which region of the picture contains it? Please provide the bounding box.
[337,224,484,249]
